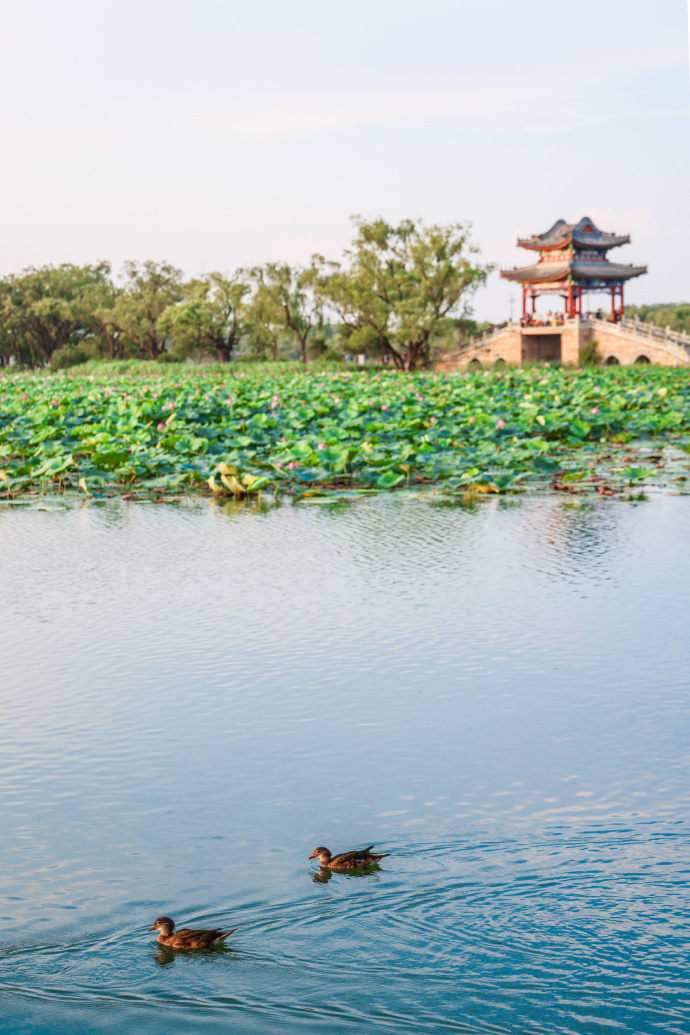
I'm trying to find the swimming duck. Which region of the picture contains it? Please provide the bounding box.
[147,916,237,949]
[308,845,390,870]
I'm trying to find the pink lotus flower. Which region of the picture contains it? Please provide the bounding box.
[591,407,599,414]
[22,393,28,400]
[153,392,159,399]
[381,404,388,411]
[52,400,59,408]
[226,398,233,405]
[287,461,298,470]
[271,395,280,410]
[469,416,476,423]
[157,422,165,431]
[429,415,436,424]
[495,418,506,429]
[318,441,325,450]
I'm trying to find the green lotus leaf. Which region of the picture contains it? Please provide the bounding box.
[377,470,405,488]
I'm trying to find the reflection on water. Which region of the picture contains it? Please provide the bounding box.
[151,944,237,969]
[0,493,689,1033]
[310,864,385,883]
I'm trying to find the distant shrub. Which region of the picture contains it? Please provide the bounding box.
[579,340,600,366]
[49,345,89,372]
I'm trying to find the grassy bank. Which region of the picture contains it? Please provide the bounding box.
[1,365,689,500]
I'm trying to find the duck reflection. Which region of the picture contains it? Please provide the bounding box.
[152,944,236,968]
[311,864,384,884]
[152,945,178,967]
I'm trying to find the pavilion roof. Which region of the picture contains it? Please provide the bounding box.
[517,217,630,252]
[501,259,647,284]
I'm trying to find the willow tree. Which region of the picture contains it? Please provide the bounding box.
[315,217,493,370]
[245,269,288,360]
[161,273,250,362]
[102,261,183,360]
[0,263,111,366]
[247,262,322,363]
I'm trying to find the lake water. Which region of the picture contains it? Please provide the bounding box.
[0,493,688,1034]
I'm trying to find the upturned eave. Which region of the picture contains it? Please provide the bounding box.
[501,261,647,285]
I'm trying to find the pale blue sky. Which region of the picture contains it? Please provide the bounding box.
[0,0,688,319]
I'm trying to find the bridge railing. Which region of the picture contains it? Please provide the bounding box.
[591,316,690,356]
[453,316,690,359]
[456,324,514,354]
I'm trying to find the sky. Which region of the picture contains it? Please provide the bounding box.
[0,0,688,320]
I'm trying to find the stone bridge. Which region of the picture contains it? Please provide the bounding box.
[436,316,690,370]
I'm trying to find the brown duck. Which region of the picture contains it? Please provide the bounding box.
[308,845,390,870]
[147,916,237,949]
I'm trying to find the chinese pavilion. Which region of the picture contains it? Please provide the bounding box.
[501,216,647,323]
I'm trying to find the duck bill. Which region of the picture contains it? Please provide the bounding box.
[147,924,157,932]
[308,851,317,859]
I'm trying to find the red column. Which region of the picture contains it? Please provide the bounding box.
[531,293,536,318]
[522,286,527,322]
[618,284,624,322]
[610,286,616,322]
[567,283,573,319]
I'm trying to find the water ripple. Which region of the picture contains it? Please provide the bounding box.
[0,495,689,1032]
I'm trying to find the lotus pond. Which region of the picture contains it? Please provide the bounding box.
[2,365,690,500]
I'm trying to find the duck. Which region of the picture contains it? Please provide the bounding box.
[147,916,237,949]
[308,845,390,870]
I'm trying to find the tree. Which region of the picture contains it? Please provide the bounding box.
[247,262,322,363]
[106,261,183,360]
[315,217,493,370]
[0,263,111,366]
[161,273,250,363]
[90,279,129,360]
[244,271,288,360]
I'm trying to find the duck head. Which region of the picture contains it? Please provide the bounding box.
[308,846,332,864]
[148,916,175,936]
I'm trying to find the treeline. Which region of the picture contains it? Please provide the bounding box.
[0,217,492,373]
[625,303,690,335]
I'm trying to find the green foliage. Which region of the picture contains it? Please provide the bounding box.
[578,339,601,366]
[626,303,690,334]
[314,217,493,371]
[160,273,250,363]
[106,261,183,360]
[1,366,690,500]
[0,263,112,367]
[49,344,89,372]
[246,262,322,363]
[0,215,494,374]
